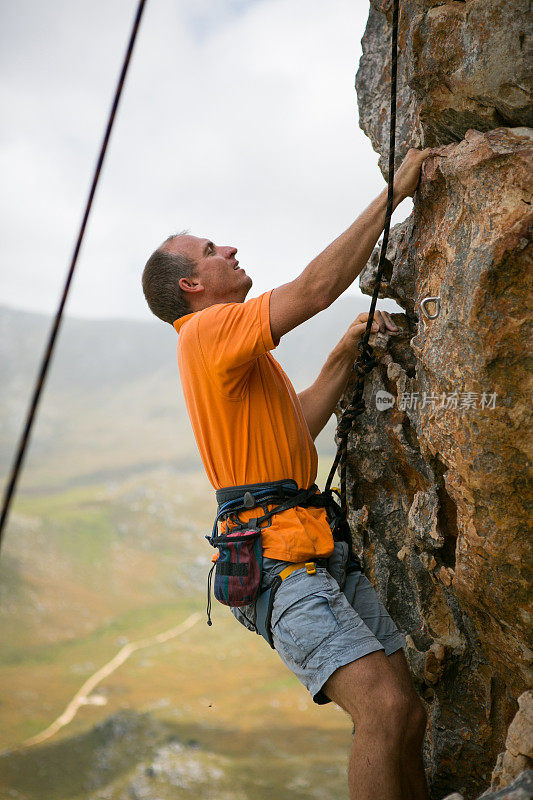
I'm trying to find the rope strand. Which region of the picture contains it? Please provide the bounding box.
[0,0,147,551]
[326,0,400,517]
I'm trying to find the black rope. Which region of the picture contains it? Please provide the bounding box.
[0,0,147,551]
[325,0,400,517]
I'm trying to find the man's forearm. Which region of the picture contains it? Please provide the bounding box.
[300,187,402,310]
[298,338,355,440]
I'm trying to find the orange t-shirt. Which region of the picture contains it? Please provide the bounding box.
[173,290,334,562]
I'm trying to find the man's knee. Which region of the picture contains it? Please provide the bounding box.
[405,698,428,748]
[369,685,412,736]
[324,652,412,735]
[386,647,428,746]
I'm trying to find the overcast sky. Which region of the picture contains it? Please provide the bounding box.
[0,0,409,321]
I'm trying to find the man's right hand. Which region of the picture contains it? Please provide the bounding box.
[269,147,432,344]
[393,147,431,202]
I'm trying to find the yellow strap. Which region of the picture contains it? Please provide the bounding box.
[279,561,316,581]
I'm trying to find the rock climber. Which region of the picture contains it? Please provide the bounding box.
[142,146,431,800]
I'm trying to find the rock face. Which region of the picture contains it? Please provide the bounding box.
[356,0,533,173]
[348,3,533,799]
[491,693,533,791]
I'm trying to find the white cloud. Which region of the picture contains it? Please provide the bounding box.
[0,0,407,320]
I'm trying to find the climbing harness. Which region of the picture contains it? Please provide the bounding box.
[0,0,147,551]
[206,480,344,620]
[206,479,362,646]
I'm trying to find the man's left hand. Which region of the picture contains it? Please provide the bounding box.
[343,310,400,352]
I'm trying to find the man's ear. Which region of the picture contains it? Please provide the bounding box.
[179,276,203,294]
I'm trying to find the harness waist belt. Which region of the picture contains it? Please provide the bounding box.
[211,479,325,545]
[207,478,363,646]
[216,478,313,508]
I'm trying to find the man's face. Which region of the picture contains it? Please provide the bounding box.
[165,234,252,308]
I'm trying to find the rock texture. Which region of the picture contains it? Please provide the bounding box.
[347,3,533,800]
[441,769,533,799]
[491,693,533,791]
[357,0,533,174]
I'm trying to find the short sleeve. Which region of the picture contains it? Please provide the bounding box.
[196,291,276,393]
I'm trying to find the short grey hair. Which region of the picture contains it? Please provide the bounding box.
[142,232,196,324]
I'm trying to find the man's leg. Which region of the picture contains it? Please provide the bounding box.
[387,648,429,800]
[264,562,429,798]
[340,570,429,798]
[323,649,411,800]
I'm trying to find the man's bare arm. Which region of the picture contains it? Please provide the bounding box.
[269,148,430,344]
[298,311,399,440]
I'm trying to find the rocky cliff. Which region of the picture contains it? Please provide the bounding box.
[346,2,533,798]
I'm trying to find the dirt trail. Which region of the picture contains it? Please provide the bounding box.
[21,611,202,749]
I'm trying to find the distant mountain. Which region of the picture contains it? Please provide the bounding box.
[0,294,397,491]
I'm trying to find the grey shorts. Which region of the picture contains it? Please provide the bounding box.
[232,549,406,705]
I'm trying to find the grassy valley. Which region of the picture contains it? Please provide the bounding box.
[0,469,352,800]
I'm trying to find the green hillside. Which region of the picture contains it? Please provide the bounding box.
[0,470,352,800]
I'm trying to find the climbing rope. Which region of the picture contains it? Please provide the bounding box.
[0,0,147,551]
[325,0,400,517]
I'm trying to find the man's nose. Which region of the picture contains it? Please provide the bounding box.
[224,246,237,258]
